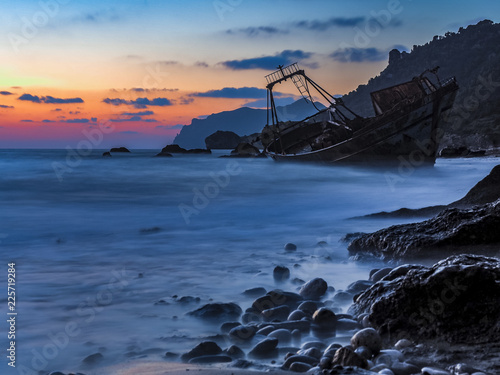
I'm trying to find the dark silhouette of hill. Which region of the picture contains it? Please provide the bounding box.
[173,100,324,149]
[342,20,500,150]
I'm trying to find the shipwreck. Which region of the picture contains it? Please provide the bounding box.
[260,63,459,164]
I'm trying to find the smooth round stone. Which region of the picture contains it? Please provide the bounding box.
[248,338,279,358]
[289,361,312,372]
[370,268,393,282]
[242,287,267,298]
[370,364,389,372]
[378,369,395,375]
[223,345,245,359]
[351,328,382,355]
[394,339,412,350]
[375,353,394,366]
[346,280,373,294]
[284,243,297,251]
[421,367,452,375]
[291,329,301,342]
[354,345,372,360]
[188,355,232,364]
[228,325,257,342]
[389,361,420,375]
[262,305,290,321]
[369,268,380,279]
[181,341,222,362]
[332,291,354,304]
[297,301,319,315]
[241,312,261,324]
[273,266,290,282]
[220,321,241,334]
[362,315,372,328]
[288,310,307,321]
[301,341,327,351]
[256,325,275,336]
[268,328,292,344]
[283,355,319,369]
[297,347,322,359]
[299,278,328,300]
[379,349,403,362]
[312,307,336,329]
[337,318,361,331]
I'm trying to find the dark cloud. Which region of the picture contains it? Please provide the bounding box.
[73,10,120,24]
[91,117,97,122]
[179,97,194,105]
[226,26,288,37]
[110,115,157,123]
[18,94,84,104]
[64,118,90,123]
[120,111,154,116]
[329,45,408,63]
[102,97,174,109]
[1,91,13,95]
[220,50,313,70]
[21,119,33,122]
[52,108,62,112]
[191,87,284,99]
[42,119,55,123]
[120,131,139,134]
[0,105,14,109]
[294,17,365,31]
[195,61,209,68]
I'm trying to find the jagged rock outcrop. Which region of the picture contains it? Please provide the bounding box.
[156,144,211,156]
[205,131,242,149]
[349,255,500,345]
[109,147,130,153]
[348,199,500,260]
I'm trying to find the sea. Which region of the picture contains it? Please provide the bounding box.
[0,148,498,374]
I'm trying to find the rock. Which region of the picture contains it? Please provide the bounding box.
[229,142,261,157]
[256,325,275,335]
[289,362,313,372]
[332,291,354,304]
[109,147,130,153]
[252,290,303,312]
[297,347,323,359]
[348,200,500,260]
[331,346,368,368]
[378,370,395,375]
[165,351,179,360]
[394,339,412,350]
[220,321,241,334]
[299,278,328,300]
[447,363,481,374]
[273,266,290,282]
[379,349,403,362]
[347,280,374,294]
[248,338,279,358]
[350,255,500,344]
[260,320,310,332]
[288,309,306,321]
[262,305,290,321]
[82,352,103,364]
[389,361,420,375]
[181,341,222,362]
[351,328,382,355]
[439,146,470,157]
[176,296,200,304]
[421,367,450,375]
[283,355,319,369]
[312,307,337,329]
[187,302,242,322]
[223,345,245,359]
[155,151,173,157]
[159,144,211,154]
[297,301,319,315]
[243,287,267,297]
[354,346,372,360]
[205,130,242,149]
[451,164,500,207]
[370,268,393,282]
[188,355,232,364]
[301,341,327,351]
[228,325,258,342]
[268,328,292,344]
[285,243,297,251]
[337,318,361,331]
[241,312,261,324]
[102,151,111,157]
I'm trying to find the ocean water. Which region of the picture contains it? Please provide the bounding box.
[0,149,498,373]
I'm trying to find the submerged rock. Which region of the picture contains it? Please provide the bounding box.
[299,278,328,300]
[284,243,297,251]
[349,255,500,345]
[187,302,242,322]
[221,142,264,158]
[109,147,130,153]
[248,337,279,358]
[331,346,368,368]
[205,130,241,149]
[159,144,211,154]
[273,265,290,282]
[181,341,222,362]
[348,199,500,260]
[102,151,111,157]
[252,290,303,312]
[350,328,382,355]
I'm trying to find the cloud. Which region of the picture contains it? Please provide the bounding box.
[220,50,313,70]
[295,17,366,31]
[1,91,13,95]
[72,9,120,24]
[243,97,296,108]
[190,86,287,99]
[110,115,157,123]
[42,119,55,123]
[179,97,194,105]
[21,119,33,122]
[64,118,90,123]
[195,61,209,68]
[120,130,139,134]
[102,97,174,109]
[52,108,62,112]
[226,26,288,37]
[329,45,409,63]
[120,111,154,116]
[18,94,84,104]
[91,117,97,122]
[0,105,14,109]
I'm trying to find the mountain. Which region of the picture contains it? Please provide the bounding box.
[342,19,500,150]
[173,99,325,149]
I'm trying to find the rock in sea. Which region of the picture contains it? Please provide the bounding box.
[180,341,222,362]
[187,302,242,322]
[350,328,382,355]
[273,265,290,282]
[298,278,328,300]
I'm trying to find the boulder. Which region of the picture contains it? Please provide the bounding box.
[350,328,382,355]
[248,338,279,358]
[273,265,290,282]
[349,255,500,344]
[155,151,173,157]
[102,151,111,157]
[228,325,258,342]
[299,278,328,300]
[159,144,210,154]
[312,307,337,329]
[224,142,262,158]
[109,147,130,153]
[284,243,297,251]
[262,305,290,322]
[187,302,242,322]
[181,341,222,362]
[205,130,241,149]
[331,346,368,368]
[451,164,500,207]
[348,199,500,260]
[252,290,303,312]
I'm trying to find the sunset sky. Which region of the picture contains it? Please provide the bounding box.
[0,0,498,148]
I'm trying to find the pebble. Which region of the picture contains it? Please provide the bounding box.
[297,301,319,315]
[228,325,257,342]
[370,267,393,282]
[187,302,242,322]
[299,278,328,300]
[180,341,222,362]
[288,309,307,321]
[241,312,261,324]
[222,345,245,359]
[220,321,241,334]
[394,339,412,350]
[336,318,361,331]
[331,346,368,368]
[421,367,451,375]
[289,362,313,372]
[284,243,297,251]
[354,345,372,360]
[291,329,301,343]
[261,320,310,332]
[242,287,267,298]
[351,328,382,355]
[283,354,319,369]
[256,325,275,335]
[188,355,232,364]
[378,369,395,375]
[262,305,290,321]
[301,341,327,351]
[248,338,279,358]
[312,307,337,329]
[346,280,373,294]
[332,291,354,304]
[273,266,290,282]
[268,328,292,344]
[389,361,420,375]
[379,349,404,362]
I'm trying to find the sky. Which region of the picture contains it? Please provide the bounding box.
[0,0,498,148]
